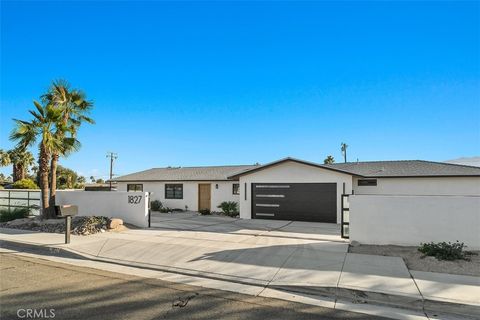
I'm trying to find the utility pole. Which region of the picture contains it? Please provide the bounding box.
[341,142,348,163]
[106,152,118,190]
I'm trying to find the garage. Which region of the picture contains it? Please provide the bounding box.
[251,183,337,223]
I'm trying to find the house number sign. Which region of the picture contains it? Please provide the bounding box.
[127,195,142,204]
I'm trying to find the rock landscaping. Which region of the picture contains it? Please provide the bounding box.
[349,244,480,276]
[0,216,126,235]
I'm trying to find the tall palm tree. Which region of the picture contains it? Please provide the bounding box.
[341,142,348,163]
[10,101,79,218]
[42,80,94,209]
[0,148,35,182]
[8,148,35,181]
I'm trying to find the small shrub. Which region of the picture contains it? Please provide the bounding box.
[151,200,163,212]
[171,208,184,212]
[160,207,171,213]
[217,201,239,217]
[0,208,30,222]
[418,241,469,261]
[11,179,39,189]
[199,208,211,215]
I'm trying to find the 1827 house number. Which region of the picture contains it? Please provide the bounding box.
[128,195,142,204]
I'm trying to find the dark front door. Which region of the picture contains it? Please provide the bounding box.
[251,183,337,223]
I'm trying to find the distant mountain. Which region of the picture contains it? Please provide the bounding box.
[445,157,480,167]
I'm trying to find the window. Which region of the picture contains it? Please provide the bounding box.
[232,183,240,195]
[358,179,377,186]
[127,184,143,192]
[165,184,183,199]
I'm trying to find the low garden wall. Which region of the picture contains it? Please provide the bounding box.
[56,191,149,228]
[349,195,480,249]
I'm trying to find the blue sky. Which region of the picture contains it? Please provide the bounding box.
[1,1,479,179]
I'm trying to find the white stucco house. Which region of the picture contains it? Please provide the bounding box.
[114,158,478,216]
[113,157,480,247]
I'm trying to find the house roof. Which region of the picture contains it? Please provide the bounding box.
[326,160,480,177]
[227,157,362,179]
[113,165,259,182]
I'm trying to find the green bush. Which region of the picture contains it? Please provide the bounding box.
[151,200,163,211]
[0,207,30,222]
[160,207,171,213]
[418,241,469,261]
[199,208,211,215]
[11,179,39,189]
[217,201,239,217]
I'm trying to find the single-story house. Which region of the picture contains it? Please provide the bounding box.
[113,157,480,226]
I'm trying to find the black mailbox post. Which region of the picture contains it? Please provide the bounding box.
[56,205,78,244]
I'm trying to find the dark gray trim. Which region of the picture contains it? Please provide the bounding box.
[165,183,183,199]
[127,183,143,192]
[358,179,377,186]
[232,183,240,195]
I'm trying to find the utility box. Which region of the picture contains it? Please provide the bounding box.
[57,205,78,217]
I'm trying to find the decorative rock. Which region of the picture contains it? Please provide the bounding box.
[350,240,361,247]
[108,218,123,229]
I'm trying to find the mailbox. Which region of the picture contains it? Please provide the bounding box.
[55,205,78,244]
[57,205,78,217]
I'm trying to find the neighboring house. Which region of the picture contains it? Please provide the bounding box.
[445,156,480,167]
[114,157,480,225]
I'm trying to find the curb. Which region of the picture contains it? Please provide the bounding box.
[1,239,479,319]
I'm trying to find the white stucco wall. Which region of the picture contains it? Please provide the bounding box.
[238,161,353,223]
[56,191,149,227]
[353,177,480,196]
[349,195,480,249]
[116,181,240,212]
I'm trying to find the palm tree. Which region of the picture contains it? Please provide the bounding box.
[341,142,348,163]
[0,148,35,182]
[323,155,335,164]
[8,148,35,181]
[0,149,11,167]
[42,80,94,210]
[10,101,79,218]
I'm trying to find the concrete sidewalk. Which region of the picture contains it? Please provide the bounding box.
[1,227,479,320]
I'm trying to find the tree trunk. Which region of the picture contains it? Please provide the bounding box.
[39,144,51,219]
[49,153,59,217]
[12,163,18,182]
[17,163,25,181]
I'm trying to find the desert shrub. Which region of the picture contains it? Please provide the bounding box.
[418,241,469,261]
[217,201,238,217]
[160,207,171,213]
[199,208,211,215]
[151,200,163,212]
[0,207,30,222]
[11,179,39,189]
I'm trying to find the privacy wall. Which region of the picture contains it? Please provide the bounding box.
[56,191,149,228]
[349,195,480,249]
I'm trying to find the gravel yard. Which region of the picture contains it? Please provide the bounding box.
[349,244,480,276]
[0,216,127,235]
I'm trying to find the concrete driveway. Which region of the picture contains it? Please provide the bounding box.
[150,211,344,243]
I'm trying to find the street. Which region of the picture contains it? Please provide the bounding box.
[0,252,386,320]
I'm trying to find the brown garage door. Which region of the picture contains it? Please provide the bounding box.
[251,183,337,223]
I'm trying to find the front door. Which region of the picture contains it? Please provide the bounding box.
[198,184,211,211]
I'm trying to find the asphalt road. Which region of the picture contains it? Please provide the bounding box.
[0,253,387,320]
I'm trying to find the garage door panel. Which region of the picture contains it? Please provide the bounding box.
[252,183,336,223]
